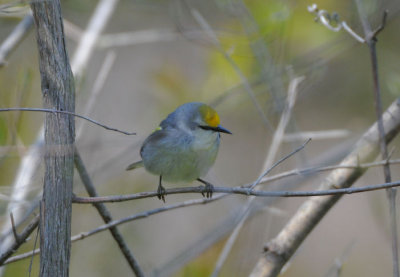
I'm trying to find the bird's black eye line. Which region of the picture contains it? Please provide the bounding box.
[199,125,214,131]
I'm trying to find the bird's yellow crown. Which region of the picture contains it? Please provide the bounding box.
[199,104,220,127]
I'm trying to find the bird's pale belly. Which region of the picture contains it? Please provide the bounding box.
[143,139,219,182]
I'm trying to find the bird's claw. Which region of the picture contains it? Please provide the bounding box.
[201,182,214,198]
[157,184,166,202]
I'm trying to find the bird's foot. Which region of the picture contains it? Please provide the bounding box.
[201,182,214,198]
[157,184,166,202]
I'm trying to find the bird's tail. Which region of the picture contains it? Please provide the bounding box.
[126,160,144,171]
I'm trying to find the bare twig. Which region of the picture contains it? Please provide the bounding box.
[307,4,365,43]
[283,129,350,142]
[355,4,398,276]
[0,108,135,135]
[370,10,388,39]
[251,138,311,190]
[28,224,40,277]
[3,196,225,265]
[0,215,39,265]
[74,149,144,277]
[0,201,39,245]
[9,213,19,243]
[260,158,400,185]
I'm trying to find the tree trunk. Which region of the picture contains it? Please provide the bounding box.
[30,0,75,276]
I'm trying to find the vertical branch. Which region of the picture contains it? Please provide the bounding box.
[30,0,75,276]
[355,4,398,276]
[367,32,399,277]
[0,0,118,274]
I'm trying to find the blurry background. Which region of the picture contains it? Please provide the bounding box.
[1,0,400,276]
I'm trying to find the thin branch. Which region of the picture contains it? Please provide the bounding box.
[152,152,400,276]
[6,156,400,267]
[263,76,304,169]
[0,108,135,135]
[10,177,400,265]
[250,137,310,190]
[353,3,397,276]
[307,4,365,43]
[211,75,304,276]
[9,213,19,243]
[0,215,39,265]
[28,224,39,277]
[3,195,225,265]
[0,13,34,66]
[72,180,400,203]
[9,174,400,266]
[71,0,119,79]
[370,10,388,39]
[307,5,398,277]
[283,129,350,142]
[0,200,40,245]
[74,149,144,277]
[76,50,117,138]
[249,97,400,276]
[1,0,120,273]
[260,158,400,185]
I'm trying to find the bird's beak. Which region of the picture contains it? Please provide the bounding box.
[215,125,232,134]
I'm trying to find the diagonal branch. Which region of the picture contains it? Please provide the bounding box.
[74,149,144,277]
[3,196,224,265]
[249,96,400,276]
[0,13,34,66]
[0,215,39,265]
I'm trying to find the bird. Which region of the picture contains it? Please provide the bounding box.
[126,102,231,202]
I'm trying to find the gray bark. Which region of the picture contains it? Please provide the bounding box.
[30,0,75,276]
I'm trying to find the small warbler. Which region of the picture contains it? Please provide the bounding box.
[126,102,231,202]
